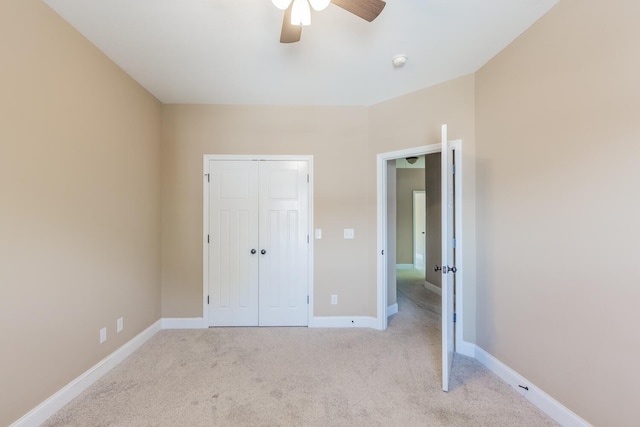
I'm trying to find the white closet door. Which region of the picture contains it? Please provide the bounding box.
[258,161,309,326]
[208,161,259,326]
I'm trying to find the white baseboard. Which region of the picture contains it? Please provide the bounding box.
[396,264,414,270]
[161,317,206,329]
[456,340,476,358]
[309,316,378,329]
[424,281,442,296]
[11,319,161,427]
[472,344,591,427]
[387,303,398,317]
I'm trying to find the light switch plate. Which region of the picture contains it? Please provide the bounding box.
[315,229,322,239]
[344,229,355,239]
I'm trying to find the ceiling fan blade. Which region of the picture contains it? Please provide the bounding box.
[280,3,302,43]
[332,0,386,22]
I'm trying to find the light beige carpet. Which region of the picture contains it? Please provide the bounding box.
[44,270,557,426]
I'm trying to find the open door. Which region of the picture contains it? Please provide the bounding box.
[441,125,456,391]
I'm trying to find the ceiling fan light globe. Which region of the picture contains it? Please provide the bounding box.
[272,0,293,10]
[291,0,311,26]
[308,0,331,11]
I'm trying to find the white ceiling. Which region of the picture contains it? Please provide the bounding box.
[42,0,559,106]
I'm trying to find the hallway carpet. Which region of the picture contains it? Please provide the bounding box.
[44,270,557,426]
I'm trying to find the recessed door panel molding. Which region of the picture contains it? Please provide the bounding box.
[205,157,311,327]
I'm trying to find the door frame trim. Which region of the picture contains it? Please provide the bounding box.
[202,155,314,327]
[376,142,463,347]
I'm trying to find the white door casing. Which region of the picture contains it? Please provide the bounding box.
[204,157,311,327]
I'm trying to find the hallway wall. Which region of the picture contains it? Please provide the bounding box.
[424,153,442,289]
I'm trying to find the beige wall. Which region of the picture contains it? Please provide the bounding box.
[475,0,640,425]
[396,168,425,265]
[161,105,372,317]
[424,153,442,288]
[0,1,162,425]
[369,75,476,342]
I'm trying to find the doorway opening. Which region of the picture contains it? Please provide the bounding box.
[375,128,463,391]
[392,154,442,316]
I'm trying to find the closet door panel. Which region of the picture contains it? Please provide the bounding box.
[259,161,309,326]
[208,161,259,326]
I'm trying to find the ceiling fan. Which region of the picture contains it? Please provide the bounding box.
[272,0,386,43]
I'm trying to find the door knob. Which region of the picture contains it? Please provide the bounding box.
[434,265,442,272]
[261,249,267,255]
[250,249,256,254]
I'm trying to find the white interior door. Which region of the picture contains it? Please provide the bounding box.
[413,191,426,270]
[208,161,259,326]
[259,161,309,326]
[441,125,456,391]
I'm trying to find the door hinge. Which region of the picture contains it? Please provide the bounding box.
[381,250,385,255]
[207,295,210,305]
[307,234,310,244]
[205,173,210,182]
[307,295,309,304]
[207,235,210,244]
[453,313,456,323]
[307,174,309,183]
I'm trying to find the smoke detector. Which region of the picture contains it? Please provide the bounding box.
[392,54,407,68]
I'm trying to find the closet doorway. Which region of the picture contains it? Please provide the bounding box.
[203,156,313,327]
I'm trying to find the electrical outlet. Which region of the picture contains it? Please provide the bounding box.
[331,294,338,305]
[117,317,123,333]
[99,327,107,344]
